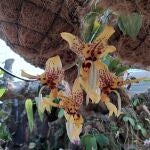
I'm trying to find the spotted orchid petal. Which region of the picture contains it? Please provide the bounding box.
[94,26,115,42]
[66,121,82,143]
[64,111,84,125]
[21,56,64,89]
[58,94,80,115]
[61,32,85,58]
[65,111,83,143]
[94,60,119,89]
[84,26,116,60]
[93,61,121,116]
[72,78,83,105]
[39,56,64,88]
[64,112,83,143]
[95,45,116,59]
[45,55,62,71]
[57,92,83,143]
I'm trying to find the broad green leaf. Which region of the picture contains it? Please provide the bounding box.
[58,109,64,118]
[95,134,109,147]
[135,124,147,137]
[25,99,34,132]
[81,135,97,150]
[135,124,142,130]
[128,118,135,127]
[0,88,6,97]
[118,13,142,39]
[123,116,135,127]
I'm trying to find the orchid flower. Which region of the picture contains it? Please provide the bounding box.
[42,78,84,143]
[21,55,64,102]
[61,26,116,60]
[61,26,116,104]
[94,60,146,116]
[61,26,147,117]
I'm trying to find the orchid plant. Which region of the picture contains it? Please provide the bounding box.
[22,25,147,143]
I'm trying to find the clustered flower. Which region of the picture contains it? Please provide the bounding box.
[22,26,145,143]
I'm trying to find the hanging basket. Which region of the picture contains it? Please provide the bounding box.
[0,0,89,70]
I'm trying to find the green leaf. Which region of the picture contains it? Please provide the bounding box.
[123,116,135,127]
[95,134,109,147]
[90,22,104,42]
[115,65,129,76]
[82,15,97,42]
[58,109,64,118]
[108,58,120,71]
[118,13,142,39]
[141,128,147,137]
[0,88,6,97]
[0,123,11,141]
[82,7,103,43]
[81,135,97,150]
[53,98,60,104]
[135,124,147,137]
[103,55,128,75]
[132,98,140,106]
[135,124,142,130]
[25,99,34,132]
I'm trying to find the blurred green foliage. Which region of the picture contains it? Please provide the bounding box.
[102,55,129,75]
[82,7,104,43]
[0,123,11,141]
[123,115,147,137]
[0,88,6,98]
[118,13,142,39]
[81,134,109,150]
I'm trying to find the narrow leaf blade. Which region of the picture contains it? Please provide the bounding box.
[25,99,34,132]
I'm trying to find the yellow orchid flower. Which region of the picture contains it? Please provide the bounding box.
[94,60,146,117]
[61,26,116,104]
[65,112,83,143]
[21,55,64,88]
[21,55,64,103]
[61,26,116,61]
[41,78,84,142]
